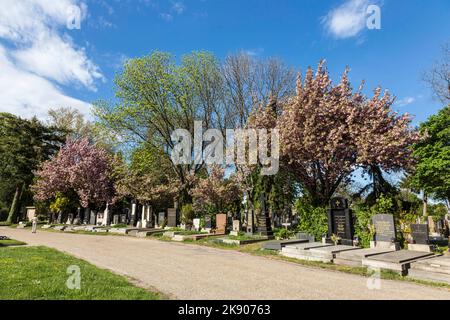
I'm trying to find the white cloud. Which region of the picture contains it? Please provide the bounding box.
[171,1,185,15]
[396,96,416,107]
[159,13,174,22]
[322,0,372,39]
[13,31,102,89]
[0,46,91,120]
[244,48,265,57]
[0,0,101,119]
[159,1,186,22]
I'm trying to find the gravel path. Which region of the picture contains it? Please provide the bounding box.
[2,227,450,300]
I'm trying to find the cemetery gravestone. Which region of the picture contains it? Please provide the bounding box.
[216,213,227,234]
[113,215,119,225]
[256,193,273,238]
[167,208,178,228]
[120,214,127,224]
[96,212,104,225]
[411,224,429,245]
[130,201,137,226]
[246,209,254,235]
[66,213,74,225]
[327,197,354,245]
[193,218,200,231]
[204,215,212,229]
[373,214,396,243]
[158,212,166,227]
[83,208,90,224]
[227,212,233,230]
[89,211,97,225]
[233,220,241,232]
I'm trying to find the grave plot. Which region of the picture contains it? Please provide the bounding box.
[263,238,310,251]
[362,250,435,275]
[281,242,333,261]
[334,247,396,267]
[408,255,450,284]
[300,245,360,263]
[128,228,163,237]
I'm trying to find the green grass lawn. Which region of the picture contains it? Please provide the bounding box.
[0,246,165,300]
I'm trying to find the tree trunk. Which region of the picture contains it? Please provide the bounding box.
[423,192,428,219]
[6,185,21,224]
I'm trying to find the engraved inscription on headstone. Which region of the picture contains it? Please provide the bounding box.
[167,208,178,228]
[372,214,396,242]
[327,197,354,243]
[411,223,429,245]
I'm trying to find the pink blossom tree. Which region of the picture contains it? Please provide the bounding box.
[190,166,242,215]
[32,138,116,209]
[267,61,419,206]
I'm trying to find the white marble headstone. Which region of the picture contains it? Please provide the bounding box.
[193,218,200,231]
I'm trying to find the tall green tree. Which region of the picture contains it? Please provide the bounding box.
[0,113,64,223]
[94,51,225,204]
[411,105,450,212]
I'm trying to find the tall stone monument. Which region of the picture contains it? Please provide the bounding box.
[256,193,274,238]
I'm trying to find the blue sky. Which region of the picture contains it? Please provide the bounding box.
[1,0,449,125]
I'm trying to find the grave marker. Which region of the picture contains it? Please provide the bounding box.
[193,218,200,231]
[204,215,212,229]
[167,208,178,228]
[411,224,429,245]
[327,197,354,245]
[158,212,166,227]
[216,213,227,234]
[373,214,396,242]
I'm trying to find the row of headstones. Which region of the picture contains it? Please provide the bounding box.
[327,197,440,246]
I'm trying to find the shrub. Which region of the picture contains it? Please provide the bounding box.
[353,205,374,248]
[353,195,400,248]
[295,198,328,241]
[274,228,295,240]
[181,204,195,226]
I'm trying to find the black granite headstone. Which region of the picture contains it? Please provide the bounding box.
[83,208,91,224]
[327,197,354,244]
[411,223,429,245]
[204,215,212,229]
[372,214,396,242]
